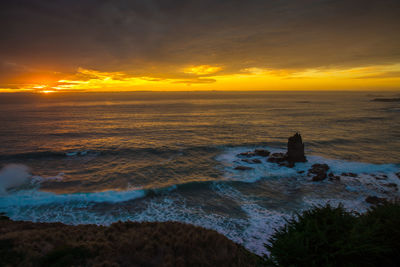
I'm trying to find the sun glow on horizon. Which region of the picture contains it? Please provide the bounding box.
[1,64,400,93]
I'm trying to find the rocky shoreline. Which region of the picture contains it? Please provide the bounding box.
[234,133,399,205]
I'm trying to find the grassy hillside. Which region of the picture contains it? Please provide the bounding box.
[0,218,263,267]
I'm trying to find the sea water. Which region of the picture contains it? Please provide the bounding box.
[0,91,399,255]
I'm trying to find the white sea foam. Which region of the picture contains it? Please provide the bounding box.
[216,147,300,182]
[0,164,68,196]
[0,164,32,195]
[212,146,400,253]
[211,183,290,255]
[0,188,146,208]
[0,164,146,212]
[91,189,288,256]
[302,196,369,213]
[217,146,400,194]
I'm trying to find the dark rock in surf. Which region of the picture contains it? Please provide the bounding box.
[286,133,307,163]
[237,151,256,158]
[279,161,295,168]
[241,159,262,164]
[234,166,254,171]
[264,133,306,167]
[375,174,388,180]
[395,172,400,179]
[382,183,398,190]
[308,163,330,181]
[267,153,286,163]
[254,149,270,157]
[328,172,340,181]
[341,172,358,178]
[365,196,387,205]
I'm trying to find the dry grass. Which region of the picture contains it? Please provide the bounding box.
[0,218,263,267]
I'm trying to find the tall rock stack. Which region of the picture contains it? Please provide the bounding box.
[286,133,307,163]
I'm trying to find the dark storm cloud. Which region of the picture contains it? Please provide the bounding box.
[1,0,399,77]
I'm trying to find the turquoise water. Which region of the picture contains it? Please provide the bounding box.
[0,91,399,255]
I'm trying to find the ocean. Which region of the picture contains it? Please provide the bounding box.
[0,91,399,255]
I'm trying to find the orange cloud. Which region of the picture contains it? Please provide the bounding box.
[183,65,223,75]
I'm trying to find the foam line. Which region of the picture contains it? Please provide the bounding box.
[0,188,147,208]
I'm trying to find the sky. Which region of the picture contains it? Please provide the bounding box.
[1,0,400,93]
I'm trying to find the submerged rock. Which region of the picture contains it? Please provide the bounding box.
[341,172,358,178]
[328,172,340,181]
[375,174,388,180]
[237,151,256,158]
[254,149,270,157]
[234,166,254,171]
[308,163,330,181]
[382,183,398,190]
[241,159,262,164]
[286,133,307,163]
[278,161,295,168]
[267,153,286,163]
[365,196,388,205]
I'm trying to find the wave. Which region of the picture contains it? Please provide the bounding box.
[0,151,67,160]
[0,188,146,208]
[0,146,220,161]
[0,163,217,209]
[0,168,228,209]
[0,142,287,161]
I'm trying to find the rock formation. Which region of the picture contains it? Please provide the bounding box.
[234,166,254,171]
[254,149,270,157]
[236,133,307,168]
[341,172,358,177]
[328,172,340,181]
[308,163,330,181]
[241,159,262,164]
[267,152,286,163]
[237,151,256,157]
[286,133,307,163]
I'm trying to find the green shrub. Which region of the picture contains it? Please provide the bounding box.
[354,203,400,266]
[265,202,400,267]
